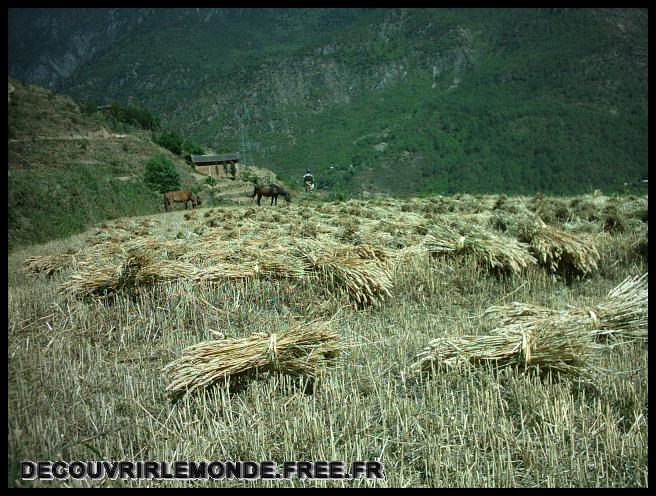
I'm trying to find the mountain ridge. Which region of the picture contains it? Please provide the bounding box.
[8,8,648,196]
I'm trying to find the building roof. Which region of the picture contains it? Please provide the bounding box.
[191,153,240,164]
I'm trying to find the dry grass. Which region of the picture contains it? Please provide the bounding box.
[413,273,648,375]
[164,321,341,399]
[10,192,648,487]
[521,221,601,277]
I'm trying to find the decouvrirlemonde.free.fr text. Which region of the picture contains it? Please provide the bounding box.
[21,460,385,481]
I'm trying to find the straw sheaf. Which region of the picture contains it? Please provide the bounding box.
[412,323,599,375]
[62,254,309,297]
[60,265,122,297]
[78,241,124,261]
[24,241,124,276]
[296,242,394,307]
[527,224,600,275]
[422,224,536,276]
[24,253,76,276]
[412,273,648,375]
[163,322,341,398]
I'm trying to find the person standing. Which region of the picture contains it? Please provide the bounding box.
[303,168,315,192]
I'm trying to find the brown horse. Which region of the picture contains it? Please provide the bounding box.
[163,190,202,211]
[251,184,291,206]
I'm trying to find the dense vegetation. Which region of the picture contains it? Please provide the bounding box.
[110,103,159,130]
[10,8,646,197]
[8,163,160,249]
[144,155,181,194]
[153,130,205,158]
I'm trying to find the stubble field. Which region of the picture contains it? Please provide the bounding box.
[8,191,648,487]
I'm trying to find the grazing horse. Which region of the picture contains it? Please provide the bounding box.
[163,190,202,211]
[251,184,291,206]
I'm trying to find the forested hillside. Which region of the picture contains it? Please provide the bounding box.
[9,8,648,195]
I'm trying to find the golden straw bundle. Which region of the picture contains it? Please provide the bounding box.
[62,249,309,297]
[298,242,393,307]
[412,321,599,375]
[524,222,600,276]
[24,253,75,276]
[61,250,198,296]
[164,322,341,398]
[76,241,124,263]
[423,224,536,276]
[61,265,121,296]
[412,273,648,375]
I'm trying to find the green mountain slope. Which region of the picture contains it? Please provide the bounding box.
[7,78,204,251]
[9,8,648,196]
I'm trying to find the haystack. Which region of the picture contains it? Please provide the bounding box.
[164,322,340,398]
[412,273,648,375]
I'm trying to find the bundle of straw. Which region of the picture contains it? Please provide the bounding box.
[422,224,536,276]
[135,259,201,286]
[61,250,197,296]
[297,242,393,307]
[62,244,311,297]
[164,322,341,398]
[412,273,648,375]
[89,228,133,245]
[194,261,304,283]
[524,222,600,276]
[412,321,599,374]
[584,273,648,340]
[74,241,124,266]
[342,244,393,264]
[61,265,121,297]
[24,253,75,276]
[122,237,193,261]
[248,257,308,280]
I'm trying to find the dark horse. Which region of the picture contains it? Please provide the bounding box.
[251,184,291,206]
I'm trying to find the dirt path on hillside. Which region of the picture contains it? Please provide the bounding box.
[8,128,136,143]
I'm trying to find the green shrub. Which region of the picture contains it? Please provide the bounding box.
[183,139,204,155]
[153,131,185,156]
[206,176,217,187]
[144,155,181,194]
[80,101,97,115]
[154,132,203,157]
[240,170,258,184]
[106,103,159,130]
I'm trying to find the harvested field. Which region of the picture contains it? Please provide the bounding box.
[9,192,648,487]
